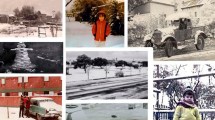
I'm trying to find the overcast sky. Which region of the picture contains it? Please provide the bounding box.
[67,51,148,61]
[0,0,62,15]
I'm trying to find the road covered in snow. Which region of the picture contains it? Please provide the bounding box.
[66,104,148,120]
[66,67,148,99]
[66,18,124,47]
[154,37,215,61]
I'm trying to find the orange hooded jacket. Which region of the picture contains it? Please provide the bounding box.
[92,10,111,41]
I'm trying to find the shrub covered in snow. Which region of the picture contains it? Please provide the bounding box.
[115,70,124,77]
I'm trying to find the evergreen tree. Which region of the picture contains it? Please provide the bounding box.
[108,0,124,35]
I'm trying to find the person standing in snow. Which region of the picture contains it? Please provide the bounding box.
[92,10,111,47]
[173,86,201,120]
[19,95,24,118]
[25,97,31,118]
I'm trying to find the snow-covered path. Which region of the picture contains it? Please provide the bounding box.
[66,18,124,47]
[66,104,148,120]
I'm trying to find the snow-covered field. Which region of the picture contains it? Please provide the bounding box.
[66,18,124,47]
[66,104,148,120]
[66,66,147,82]
[0,107,62,120]
[0,23,62,37]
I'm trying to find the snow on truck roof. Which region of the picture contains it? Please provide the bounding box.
[166,12,190,21]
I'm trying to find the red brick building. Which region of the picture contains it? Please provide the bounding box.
[0,76,62,106]
[0,76,62,96]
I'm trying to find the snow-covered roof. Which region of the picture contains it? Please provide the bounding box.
[166,12,190,21]
[182,0,213,9]
[152,0,174,5]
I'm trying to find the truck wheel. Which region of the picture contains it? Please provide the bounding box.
[144,40,153,47]
[165,39,174,57]
[195,35,205,50]
[36,114,43,120]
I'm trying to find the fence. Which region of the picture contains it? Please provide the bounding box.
[154,109,215,120]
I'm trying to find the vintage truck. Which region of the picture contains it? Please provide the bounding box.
[29,97,62,120]
[144,12,208,57]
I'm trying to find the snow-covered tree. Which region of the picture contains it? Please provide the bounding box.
[92,57,108,68]
[128,0,148,13]
[71,0,104,22]
[107,0,124,35]
[75,54,91,73]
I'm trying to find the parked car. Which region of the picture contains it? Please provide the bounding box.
[29,97,62,120]
[144,12,208,57]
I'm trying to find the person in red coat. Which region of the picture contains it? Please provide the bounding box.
[25,97,31,118]
[92,10,111,47]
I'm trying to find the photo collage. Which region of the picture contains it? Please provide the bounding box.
[0,0,215,120]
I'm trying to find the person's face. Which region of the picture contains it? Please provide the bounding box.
[184,95,194,102]
[99,14,105,21]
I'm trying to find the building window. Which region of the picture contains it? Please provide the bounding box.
[18,77,22,83]
[50,91,54,95]
[1,79,5,84]
[44,91,49,94]
[24,92,28,96]
[18,92,22,96]
[195,12,197,17]
[44,76,49,81]
[24,77,28,83]
[2,93,5,96]
[5,93,10,96]
[29,92,32,96]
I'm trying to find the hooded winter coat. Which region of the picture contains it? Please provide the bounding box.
[173,100,201,120]
[92,10,111,41]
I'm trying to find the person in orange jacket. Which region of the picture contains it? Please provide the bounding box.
[92,10,111,47]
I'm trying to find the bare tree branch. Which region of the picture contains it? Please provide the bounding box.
[66,0,73,7]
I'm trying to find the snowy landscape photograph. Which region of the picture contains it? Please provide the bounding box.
[0,76,62,120]
[0,0,62,37]
[66,51,148,100]
[153,63,215,120]
[66,103,148,120]
[0,42,63,73]
[66,0,124,47]
[128,0,215,60]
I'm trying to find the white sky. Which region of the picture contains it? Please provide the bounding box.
[67,51,148,61]
[0,0,62,15]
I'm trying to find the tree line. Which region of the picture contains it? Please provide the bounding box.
[13,6,61,24]
[66,54,148,73]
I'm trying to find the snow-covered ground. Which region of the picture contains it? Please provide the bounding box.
[0,23,62,37]
[0,107,62,120]
[66,66,147,82]
[0,107,34,120]
[66,104,148,120]
[66,18,124,47]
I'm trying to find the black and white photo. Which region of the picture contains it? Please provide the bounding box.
[66,51,149,99]
[128,0,215,60]
[0,42,63,73]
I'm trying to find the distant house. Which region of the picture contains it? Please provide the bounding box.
[181,0,215,18]
[130,0,176,16]
[0,14,9,23]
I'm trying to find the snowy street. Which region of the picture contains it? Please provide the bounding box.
[66,104,148,120]
[154,37,215,60]
[67,74,148,100]
[66,18,124,47]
